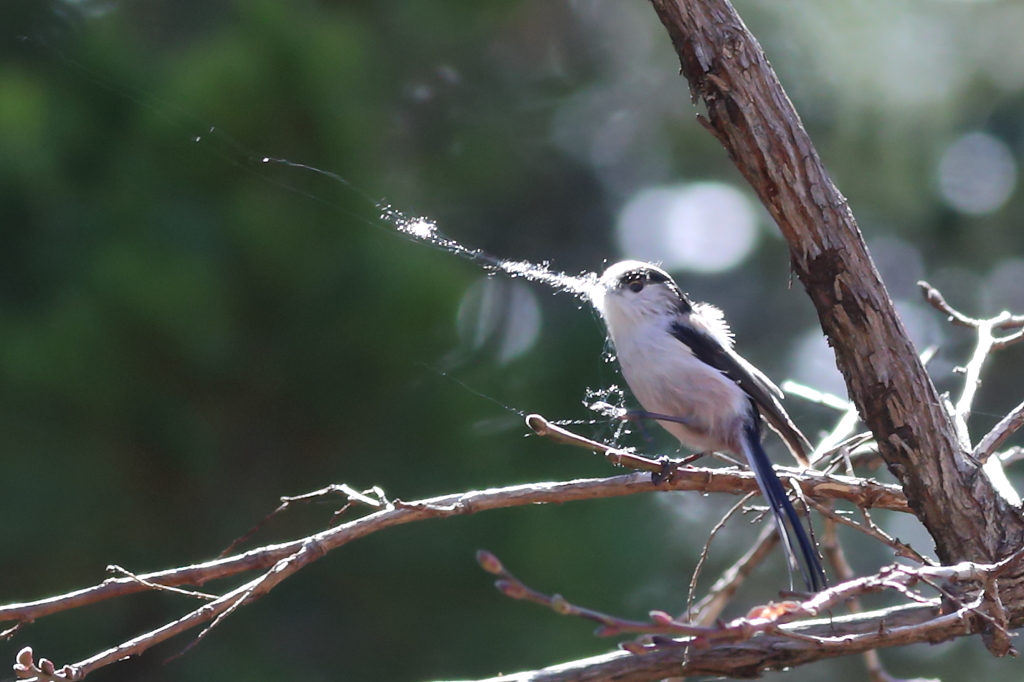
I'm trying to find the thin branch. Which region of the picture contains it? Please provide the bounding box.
[526,414,667,474]
[476,551,661,638]
[993,329,1024,351]
[781,381,851,412]
[1,458,910,630]
[955,314,1001,421]
[685,523,778,625]
[1001,447,1024,466]
[219,483,391,557]
[685,492,758,620]
[105,566,216,601]
[859,508,934,566]
[918,282,1023,507]
[918,281,981,328]
[526,414,910,511]
[974,399,1024,464]
[804,499,932,566]
[466,555,1023,682]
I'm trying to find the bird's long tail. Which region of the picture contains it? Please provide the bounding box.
[741,425,828,592]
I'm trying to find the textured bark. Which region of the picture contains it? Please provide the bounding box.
[647,0,1024,570]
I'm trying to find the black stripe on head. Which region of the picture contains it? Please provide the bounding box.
[615,265,692,312]
[645,268,671,284]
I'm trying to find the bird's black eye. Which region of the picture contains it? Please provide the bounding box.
[627,279,644,293]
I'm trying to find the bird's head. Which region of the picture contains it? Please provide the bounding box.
[592,260,692,333]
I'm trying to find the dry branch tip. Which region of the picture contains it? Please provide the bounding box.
[13,647,81,682]
[476,550,504,576]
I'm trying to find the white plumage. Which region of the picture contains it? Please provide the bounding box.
[592,260,827,592]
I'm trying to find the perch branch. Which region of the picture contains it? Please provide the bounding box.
[1,449,909,626]
[526,415,909,512]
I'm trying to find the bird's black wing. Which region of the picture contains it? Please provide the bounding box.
[670,319,826,591]
[670,320,812,465]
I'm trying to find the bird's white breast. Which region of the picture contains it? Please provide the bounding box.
[609,318,750,454]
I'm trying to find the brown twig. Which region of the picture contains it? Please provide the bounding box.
[480,550,1009,650]
[804,499,932,566]
[685,523,778,625]
[974,399,1024,465]
[918,281,982,328]
[685,492,758,620]
[919,282,1023,507]
[919,282,1024,337]
[219,483,391,557]
[105,566,216,601]
[860,508,934,566]
[475,551,661,637]
[1,456,910,633]
[526,414,910,512]
[526,414,666,474]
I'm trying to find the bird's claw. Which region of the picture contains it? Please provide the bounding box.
[651,456,677,485]
[651,451,707,485]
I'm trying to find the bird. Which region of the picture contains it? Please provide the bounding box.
[591,260,827,592]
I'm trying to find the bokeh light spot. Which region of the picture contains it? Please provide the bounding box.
[456,277,541,365]
[937,132,1017,215]
[616,182,760,274]
[984,258,1024,314]
[789,329,847,400]
[867,236,924,299]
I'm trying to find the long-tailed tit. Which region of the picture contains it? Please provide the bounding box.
[592,260,827,592]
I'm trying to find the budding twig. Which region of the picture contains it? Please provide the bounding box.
[479,548,1015,657]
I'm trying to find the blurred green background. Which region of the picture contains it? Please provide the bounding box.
[1,1,1023,681]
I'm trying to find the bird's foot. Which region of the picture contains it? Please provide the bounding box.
[651,456,677,485]
[651,452,705,485]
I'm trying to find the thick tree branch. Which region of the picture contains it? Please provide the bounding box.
[647,0,1024,571]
